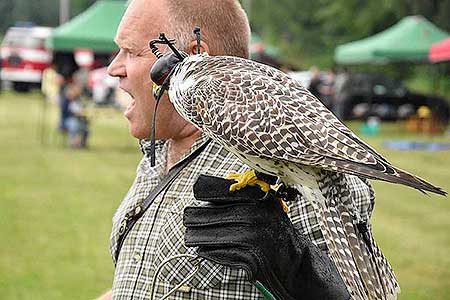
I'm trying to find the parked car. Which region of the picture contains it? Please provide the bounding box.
[339,73,450,123]
[0,26,53,92]
[288,71,449,123]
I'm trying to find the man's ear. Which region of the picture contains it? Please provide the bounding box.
[188,40,210,55]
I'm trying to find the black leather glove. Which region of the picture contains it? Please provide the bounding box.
[183,175,350,300]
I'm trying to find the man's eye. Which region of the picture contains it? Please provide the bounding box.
[108,50,119,64]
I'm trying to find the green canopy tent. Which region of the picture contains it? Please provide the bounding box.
[48,1,277,57]
[334,16,449,65]
[47,0,126,53]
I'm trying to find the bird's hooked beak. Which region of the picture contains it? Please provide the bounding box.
[152,83,163,99]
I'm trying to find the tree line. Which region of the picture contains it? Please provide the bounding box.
[1,0,449,65]
[245,0,450,67]
[0,0,449,91]
[0,0,96,33]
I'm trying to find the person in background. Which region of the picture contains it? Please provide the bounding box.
[41,63,61,103]
[0,57,2,92]
[64,83,89,148]
[308,65,321,98]
[318,68,336,110]
[73,66,91,98]
[333,67,350,120]
[53,53,79,132]
[58,76,71,132]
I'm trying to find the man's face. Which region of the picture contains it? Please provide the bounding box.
[107,0,175,139]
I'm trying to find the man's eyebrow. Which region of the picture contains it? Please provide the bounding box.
[114,38,132,51]
[136,46,152,56]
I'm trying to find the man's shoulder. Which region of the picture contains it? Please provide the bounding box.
[198,140,249,173]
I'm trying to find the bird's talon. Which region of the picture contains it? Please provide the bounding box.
[229,183,242,192]
[226,173,241,180]
[255,181,270,193]
[227,171,288,212]
[227,170,270,192]
[279,199,289,213]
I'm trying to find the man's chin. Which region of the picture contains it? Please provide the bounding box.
[128,124,151,140]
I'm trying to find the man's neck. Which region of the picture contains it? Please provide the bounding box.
[165,128,202,173]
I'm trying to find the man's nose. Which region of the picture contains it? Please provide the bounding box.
[107,51,126,77]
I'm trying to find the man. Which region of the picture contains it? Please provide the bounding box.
[99,0,398,299]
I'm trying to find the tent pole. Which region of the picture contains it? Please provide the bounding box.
[60,0,71,25]
[243,0,252,20]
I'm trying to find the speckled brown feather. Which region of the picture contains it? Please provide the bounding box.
[169,54,445,196]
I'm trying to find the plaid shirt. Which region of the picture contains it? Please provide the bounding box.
[110,133,375,300]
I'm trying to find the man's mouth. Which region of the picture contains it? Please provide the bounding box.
[120,87,135,118]
[124,98,136,118]
[120,85,133,96]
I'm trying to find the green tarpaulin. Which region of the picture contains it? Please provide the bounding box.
[47,0,126,52]
[47,0,276,56]
[335,16,450,64]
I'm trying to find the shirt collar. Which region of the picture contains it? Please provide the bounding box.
[139,132,211,171]
[139,139,166,157]
[172,132,211,169]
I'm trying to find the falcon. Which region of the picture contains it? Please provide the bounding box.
[148,33,445,300]
[150,49,445,197]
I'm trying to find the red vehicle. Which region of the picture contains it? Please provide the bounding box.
[0,26,53,92]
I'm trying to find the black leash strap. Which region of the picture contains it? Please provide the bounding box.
[115,139,211,263]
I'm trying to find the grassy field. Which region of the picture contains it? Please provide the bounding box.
[1,92,449,300]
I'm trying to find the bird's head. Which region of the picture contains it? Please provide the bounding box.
[149,29,203,96]
[150,51,188,87]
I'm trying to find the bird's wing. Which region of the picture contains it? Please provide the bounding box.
[187,56,382,170]
[181,56,445,195]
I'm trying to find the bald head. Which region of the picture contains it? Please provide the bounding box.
[117,0,169,52]
[165,0,250,58]
[123,0,250,58]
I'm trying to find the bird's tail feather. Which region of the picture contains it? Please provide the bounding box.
[325,158,447,196]
[301,184,400,300]
[393,168,446,196]
[308,196,367,299]
[301,172,401,299]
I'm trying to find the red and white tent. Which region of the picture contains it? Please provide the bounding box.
[429,38,450,63]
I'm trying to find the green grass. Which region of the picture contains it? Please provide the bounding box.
[345,123,450,300]
[0,92,140,299]
[1,92,449,299]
